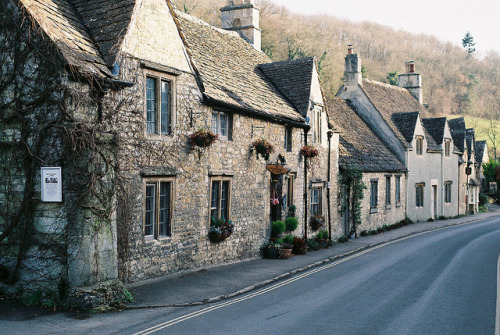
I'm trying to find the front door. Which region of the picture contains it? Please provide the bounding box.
[270,173,283,222]
[341,185,350,236]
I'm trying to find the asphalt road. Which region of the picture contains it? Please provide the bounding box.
[127,216,500,335]
[1,216,499,335]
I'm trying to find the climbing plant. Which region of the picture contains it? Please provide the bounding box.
[339,165,366,237]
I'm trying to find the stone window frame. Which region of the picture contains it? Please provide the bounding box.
[143,177,175,240]
[144,69,177,137]
[395,175,401,207]
[286,173,295,208]
[444,181,452,204]
[445,139,451,157]
[415,182,425,207]
[370,178,378,213]
[415,136,424,156]
[209,175,233,222]
[310,185,323,215]
[385,175,392,209]
[211,111,232,141]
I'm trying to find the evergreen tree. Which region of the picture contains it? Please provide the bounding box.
[462,31,476,56]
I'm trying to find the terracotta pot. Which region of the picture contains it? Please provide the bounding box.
[280,248,293,259]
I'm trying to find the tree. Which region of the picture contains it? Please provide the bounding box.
[386,71,398,85]
[482,158,499,183]
[462,31,476,56]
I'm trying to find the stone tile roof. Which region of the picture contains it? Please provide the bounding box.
[448,117,466,152]
[69,0,136,67]
[476,140,487,164]
[19,0,112,78]
[361,79,431,148]
[258,57,315,117]
[327,98,405,173]
[173,11,303,122]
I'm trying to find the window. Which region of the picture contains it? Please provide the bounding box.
[416,183,425,207]
[385,176,391,206]
[310,187,322,215]
[146,76,174,135]
[211,111,231,140]
[370,180,378,210]
[144,179,173,238]
[395,176,401,205]
[445,181,452,203]
[210,177,232,220]
[445,139,451,157]
[415,136,423,155]
[284,127,292,152]
[312,107,323,144]
[286,174,295,207]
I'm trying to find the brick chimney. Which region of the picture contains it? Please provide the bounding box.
[344,45,362,86]
[221,0,261,51]
[398,60,423,104]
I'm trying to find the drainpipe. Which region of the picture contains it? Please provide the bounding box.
[441,150,444,217]
[303,128,309,241]
[405,150,409,219]
[327,130,333,243]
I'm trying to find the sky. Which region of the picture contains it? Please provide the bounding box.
[269,0,500,55]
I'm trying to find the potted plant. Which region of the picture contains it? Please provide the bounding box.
[288,204,296,217]
[300,145,319,159]
[209,216,234,243]
[316,230,324,246]
[280,243,293,259]
[310,214,325,231]
[271,220,286,239]
[189,129,218,148]
[252,138,274,160]
[262,241,281,259]
[284,216,298,233]
[292,236,307,255]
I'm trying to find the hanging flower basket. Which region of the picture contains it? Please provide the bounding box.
[189,130,218,148]
[252,138,274,160]
[209,217,234,243]
[300,145,319,159]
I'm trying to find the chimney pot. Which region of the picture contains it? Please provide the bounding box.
[409,61,415,73]
[347,45,353,54]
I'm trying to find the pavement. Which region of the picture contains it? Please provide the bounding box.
[1,205,499,320]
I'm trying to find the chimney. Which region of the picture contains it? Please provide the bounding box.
[344,45,362,86]
[221,0,261,51]
[398,60,423,104]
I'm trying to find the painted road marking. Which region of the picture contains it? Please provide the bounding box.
[133,222,492,335]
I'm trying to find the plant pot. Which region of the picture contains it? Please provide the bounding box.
[265,247,280,259]
[280,248,293,259]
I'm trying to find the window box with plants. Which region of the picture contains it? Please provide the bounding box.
[252,138,275,160]
[310,214,325,231]
[209,217,234,243]
[300,145,319,159]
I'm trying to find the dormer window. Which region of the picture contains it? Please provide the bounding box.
[445,139,451,157]
[416,136,424,155]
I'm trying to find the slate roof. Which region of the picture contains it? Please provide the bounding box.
[173,11,303,122]
[19,0,112,78]
[466,128,476,160]
[448,117,466,152]
[391,112,419,143]
[327,98,405,173]
[258,57,315,117]
[69,0,136,67]
[476,140,487,164]
[361,79,431,148]
[422,117,447,144]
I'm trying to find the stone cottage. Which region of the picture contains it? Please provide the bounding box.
[336,47,461,222]
[0,0,338,306]
[327,98,407,236]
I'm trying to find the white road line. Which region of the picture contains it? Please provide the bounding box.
[496,254,500,335]
[132,223,478,335]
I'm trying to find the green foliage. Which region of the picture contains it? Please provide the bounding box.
[283,235,294,244]
[462,31,476,56]
[284,216,298,232]
[123,288,134,303]
[339,165,366,235]
[306,238,320,251]
[479,193,489,206]
[271,220,286,237]
[337,235,348,243]
[322,230,329,240]
[316,230,324,239]
[386,71,398,85]
[483,158,499,182]
[276,238,284,244]
[361,65,368,78]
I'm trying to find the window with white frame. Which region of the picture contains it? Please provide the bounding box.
[211,111,231,140]
[144,178,173,238]
[210,176,232,221]
[445,181,452,203]
[416,183,425,207]
[146,75,174,135]
[310,186,322,215]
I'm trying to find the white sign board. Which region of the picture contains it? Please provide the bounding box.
[41,167,62,202]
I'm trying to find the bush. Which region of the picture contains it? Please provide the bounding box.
[292,237,307,254]
[307,239,320,251]
[479,193,489,206]
[285,216,299,232]
[322,230,329,240]
[316,230,324,239]
[271,220,286,237]
[283,235,294,244]
[337,235,348,243]
[360,230,368,236]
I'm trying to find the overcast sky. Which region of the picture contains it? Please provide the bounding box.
[270,0,500,55]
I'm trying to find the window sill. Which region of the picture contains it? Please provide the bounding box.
[385,204,392,210]
[396,202,401,208]
[370,208,378,214]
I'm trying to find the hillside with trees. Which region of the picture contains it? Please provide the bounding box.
[173,0,499,123]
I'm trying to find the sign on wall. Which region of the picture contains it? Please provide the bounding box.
[41,167,62,202]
